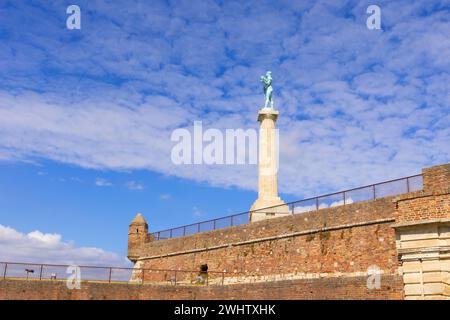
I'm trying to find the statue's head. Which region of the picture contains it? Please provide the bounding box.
[266,71,272,76]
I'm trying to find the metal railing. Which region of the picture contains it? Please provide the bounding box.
[0,261,228,286]
[151,174,423,241]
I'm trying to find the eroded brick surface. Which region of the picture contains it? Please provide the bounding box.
[0,276,404,300]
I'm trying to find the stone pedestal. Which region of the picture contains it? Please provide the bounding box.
[250,108,289,222]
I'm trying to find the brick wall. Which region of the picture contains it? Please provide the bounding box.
[394,193,450,224]
[136,198,399,284]
[394,164,450,224]
[423,163,450,194]
[0,276,404,300]
[120,162,450,299]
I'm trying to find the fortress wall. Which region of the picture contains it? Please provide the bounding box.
[122,162,450,299]
[137,164,450,288]
[0,276,404,300]
[134,164,450,292]
[136,197,400,283]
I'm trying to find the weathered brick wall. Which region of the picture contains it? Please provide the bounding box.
[131,163,449,290]
[394,193,450,224]
[0,276,404,300]
[128,214,150,263]
[140,198,396,257]
[141,222,399,285]
[394,164,450,224]
[423,164,450,194]
[136,198,399,284]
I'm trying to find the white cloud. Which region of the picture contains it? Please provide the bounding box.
[95,178,113,187]
[125,181,145,191]
[0,0,448,199]
[292,197,354,214]
[160,194,171,200]
[0,224,131,267]
[27,230,61,246]
[192,206,202,217]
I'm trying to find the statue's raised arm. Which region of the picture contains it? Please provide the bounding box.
[260,71,274,109]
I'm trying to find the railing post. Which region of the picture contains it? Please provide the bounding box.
[343,192,346,205]
[108,267,112,283]
[406,177,410,193]
[183,226,186,236]
[197,223,200,233]
[3,263,7,279]
[213,219,216,230]
[170,229,173,239]
[157,232,160,241]
[290,204,294,214]
[373,184,376,199]
[231,216,234,226]
[39,264,43,280]
[316,197,319,210]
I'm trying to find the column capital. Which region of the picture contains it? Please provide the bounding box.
[258,108,279,122]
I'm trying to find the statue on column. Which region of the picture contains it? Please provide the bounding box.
[260,71,274,109]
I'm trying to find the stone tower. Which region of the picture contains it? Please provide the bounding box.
[127,213,149,263]
[249,108,289,222]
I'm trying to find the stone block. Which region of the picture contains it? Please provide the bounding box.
[422,271,443,283]
[402,262,422,273]
[404,284,423,296]
[403,273,421,284]
[423,283,443,295]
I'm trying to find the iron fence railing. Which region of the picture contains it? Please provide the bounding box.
[151,174,423,241]
[0,261,228,286]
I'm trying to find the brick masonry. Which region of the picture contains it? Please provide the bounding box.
[127,162,449,299]
[0,276,404,300]
[134,197,400,285]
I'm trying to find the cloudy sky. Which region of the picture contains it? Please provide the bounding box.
[0,0,449,266]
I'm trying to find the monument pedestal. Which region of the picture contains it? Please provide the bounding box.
[250,197,289,222]
[250,107,289,222]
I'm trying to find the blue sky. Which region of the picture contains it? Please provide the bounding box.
[0,0,449,266]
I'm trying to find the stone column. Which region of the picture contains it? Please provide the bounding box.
[250,108,289,222]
